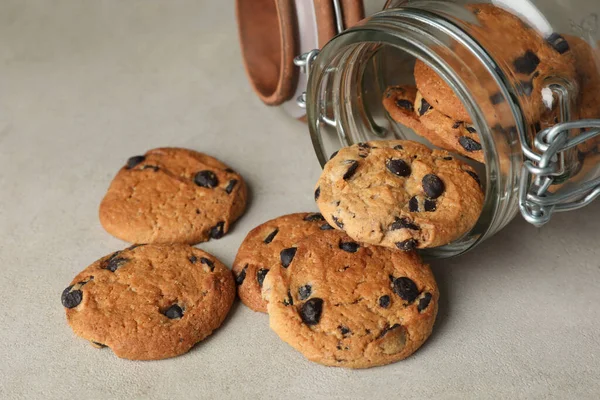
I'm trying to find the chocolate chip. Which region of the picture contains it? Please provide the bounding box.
[61,286,83,308]
[396,239,417,251]
[225,179,238,194]
[393,144,403,150]
[452,121,461,129]
[235,266,247,285]
[343,160,359,180]
[459,136,482,152]
[489,92,505,105]
[200,257,215,272]
[408,196,419,212]
[283,291,294,306]
[424,199,437,212]
[194,170,219,188]
[339,241,360,253]
[304,213,325,222]
[422,174,445,198]
[395,99,414,111]
[300,298,324,325]
[391,276,419,302]
[280,247,297,268]
[390,217,419,231]
[465,125,477,134]
[518,80,534,96]
[105,256,129,272]
[126,155,145,169]
[163,304,184,319]
[418,98,432,116]
[513,50,540,75]
[466,170,482,186]
[320,223,334,230]
[339,325,351,336]
[418,293,432,312]
[330,151,339,160]
[332,215,344,229]
[256,269,269,287]
[264,229,279,244]
[314,186,321,201]
[386,159,411,177]
[378,323,402,339]
[298,284,312,300]
[209,221,225,239]
[443,156,453,161]
[189,255,197,264]
[379,295,391,308]
[546,33,570,54]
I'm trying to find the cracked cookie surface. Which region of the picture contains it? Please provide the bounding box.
[314,140,484,250]
[61,243,235,360]
[262,229,438,368]
[99,147,248,244]
[233,212,331,313]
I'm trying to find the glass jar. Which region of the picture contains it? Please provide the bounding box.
[303,0,600,258]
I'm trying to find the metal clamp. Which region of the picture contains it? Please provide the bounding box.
[519,85,600,227]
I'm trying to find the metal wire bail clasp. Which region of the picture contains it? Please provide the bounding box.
[519,85,600,227]
[294,49,320,108]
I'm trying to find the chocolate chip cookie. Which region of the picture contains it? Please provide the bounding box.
[314,140,484,251]
[262,229,439,368]
[62,243,235,360]
[99,147,248,245]
[233,212,331,313]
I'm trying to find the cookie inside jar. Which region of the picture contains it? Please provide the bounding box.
[306,1,597,257]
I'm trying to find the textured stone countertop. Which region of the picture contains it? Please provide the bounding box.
[1,1,599,399]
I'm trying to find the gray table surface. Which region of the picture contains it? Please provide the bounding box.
[1,1,599,399]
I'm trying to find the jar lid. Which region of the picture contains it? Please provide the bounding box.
[236,0,364,110]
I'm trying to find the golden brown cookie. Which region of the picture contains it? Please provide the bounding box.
[61,244,235,360]
[382,85,452,149]
[233,212,331,313]
[262,229,439,369]
[314,140,484,250]
[99,147,248,245]
[416,91,485,163]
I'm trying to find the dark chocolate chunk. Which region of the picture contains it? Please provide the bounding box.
[386,159,411,177]
[189,255,197,264]
[339,325,351,336]
[395,99,414,111]
[256,269,269,287]
[163,304,184,319]
[126,155,145,169]
[422,174,445,198]
[424,199,437,212]
[418,98,432,116]
[465,125,477,134]
[513,50,540,75]
[194,170,219,188]
[391,276,419,302]
[390,217,419,231]
[283,290,294,306]
[105,256,129,272]
[320,223,334,230]
[343,160,359,181]
[395,239,417,252]
[280,247,297,268]
[393,144,403,150]
[314,186,321,201]
[452,121,461,129]
[489,92,505,105]
[304,213,325,222]
[408,196,419,212]
[466,170,482,187]
[459,136,483,152]
[418,292,433,312]
[379,295,391,308]
[332,215,344,229]
[546,33,570,54]
[329,150,339,160]
[225,179,238,194]
[61,286,83,308]
[443,156,453,161]
[235,266,247,285]
[300,298,324,325]
[298,284,312,301]
[264,229,279,244]
[209,221,225,239]
[378,323,402,339]
[339,241,360,253]
[200,257,215,272]
[518,80,534,96]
